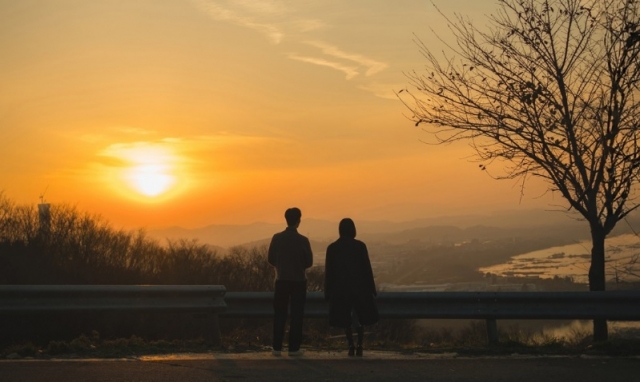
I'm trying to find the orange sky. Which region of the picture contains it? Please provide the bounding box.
[0,0,557,229]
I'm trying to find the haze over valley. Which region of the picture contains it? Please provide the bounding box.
[150,208,640,290]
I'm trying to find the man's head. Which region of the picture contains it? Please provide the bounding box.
[284,207,302,228]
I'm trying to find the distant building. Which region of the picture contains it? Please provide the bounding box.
[38,203,50,236]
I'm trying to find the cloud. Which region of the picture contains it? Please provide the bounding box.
[192,1,387,86]
[357,82,403,100]
[192,0,326,44]
[287,41,388,80]
[232,0,288,15]
[305,41,388,76]
[291,19,325,32]
[193,0,285,44]
[97,134,279,169]
[98,140,190,168]
[287,53,359,80]
[60,126,156,144]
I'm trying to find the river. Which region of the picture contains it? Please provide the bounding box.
[479,234,640,283]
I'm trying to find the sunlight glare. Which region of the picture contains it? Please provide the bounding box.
[103,142,184,200]
[127,164,175,197]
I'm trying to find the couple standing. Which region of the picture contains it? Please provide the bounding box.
[267,207,378,357]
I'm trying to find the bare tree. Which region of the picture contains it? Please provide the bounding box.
[400,0,640,341]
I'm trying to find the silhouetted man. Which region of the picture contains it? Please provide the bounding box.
[268,207,313,356]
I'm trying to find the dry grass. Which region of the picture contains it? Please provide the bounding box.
[3,319,640,359]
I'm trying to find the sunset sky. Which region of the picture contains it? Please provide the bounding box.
[1,0,556,229]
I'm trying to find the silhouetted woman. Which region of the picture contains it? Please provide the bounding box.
[324,218,378,356]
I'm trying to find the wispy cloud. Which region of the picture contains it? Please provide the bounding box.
[287,41,388,80]
[291,19,325,32]
[305,41,388,76]
[232,0,288,15]
[99,141,179,165]
[192,1,388,87]
[287,53,359,80]
[61,126,155,144]
[193,0,327,43]
[357,82,402,100]
[192,0,285,44]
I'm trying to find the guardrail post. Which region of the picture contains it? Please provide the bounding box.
[208,313,222,347]
[194,312,222,347]
[486,319,499,345]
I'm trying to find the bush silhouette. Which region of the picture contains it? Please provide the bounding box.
[0,193,325,343]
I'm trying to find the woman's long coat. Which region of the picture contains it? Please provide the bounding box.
[324,237,378,328]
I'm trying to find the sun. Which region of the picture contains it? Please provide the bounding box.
[126,164,176,197]
[103,143,183,200]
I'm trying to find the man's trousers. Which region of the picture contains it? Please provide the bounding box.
[272,279,307,351]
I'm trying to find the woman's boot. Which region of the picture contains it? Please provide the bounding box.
[345,327,355,356]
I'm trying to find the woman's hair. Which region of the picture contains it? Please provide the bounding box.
[338,218,357,239]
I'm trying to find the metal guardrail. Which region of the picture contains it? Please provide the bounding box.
[0,285,227,345]
[0,285,227,313]
[8,287,638,321]
[222,291,640,320]
[222,291,640,344]
[2,287,640,345]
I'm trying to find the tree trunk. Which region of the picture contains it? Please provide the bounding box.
[588,227,608,341]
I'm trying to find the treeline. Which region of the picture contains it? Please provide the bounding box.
[0,194,327,344]
[0,193,323,290]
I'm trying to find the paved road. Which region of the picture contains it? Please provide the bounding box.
[1,351,638,382]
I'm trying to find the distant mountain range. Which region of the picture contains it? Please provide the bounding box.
[146,208,638,248]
